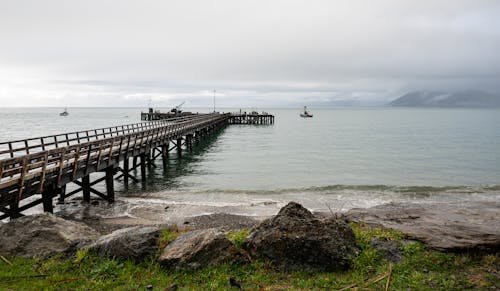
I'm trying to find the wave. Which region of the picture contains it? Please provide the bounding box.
[174,184,500,195]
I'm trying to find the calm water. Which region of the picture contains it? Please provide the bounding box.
[1,107,499,214]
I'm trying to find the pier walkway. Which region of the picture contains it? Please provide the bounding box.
[0,113,251,219]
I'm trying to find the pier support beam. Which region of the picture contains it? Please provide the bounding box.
[161,144,169,162]
[123,158,129,186]
[105,167,115,203]
[9,197,21,219]
[140,153,147,181]
[176,138,182,157]
[82,175,91,203]
[194,131,200,146]
[133,156,138,168]
[41,185,56,213]
[186,134,193,152]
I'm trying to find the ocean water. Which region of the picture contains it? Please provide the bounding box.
[1,107,499,214]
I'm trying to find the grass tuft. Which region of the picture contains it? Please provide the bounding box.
[226,229,251,249]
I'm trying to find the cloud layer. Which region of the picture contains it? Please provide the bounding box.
[1,0,499,107]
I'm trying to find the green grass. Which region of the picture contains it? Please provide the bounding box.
[0,224,498,290]
[159,227,182,250]
[226,229,251,249]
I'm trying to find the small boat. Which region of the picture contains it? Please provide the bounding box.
[300,106,313,118]
[59,108,69,116]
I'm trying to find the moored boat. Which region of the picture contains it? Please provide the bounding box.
[300,106,313,118]
[59,108,69,116]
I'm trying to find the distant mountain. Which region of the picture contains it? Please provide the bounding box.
[390,90,500,108]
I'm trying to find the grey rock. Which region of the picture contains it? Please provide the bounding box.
[243,201,359,272]
[346,201,500,251]
[90,226,160,261]
[0,213,98,258]
[371,238,402,263]
[159,228,241,270]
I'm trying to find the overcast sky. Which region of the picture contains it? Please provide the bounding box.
[1,0,499,107]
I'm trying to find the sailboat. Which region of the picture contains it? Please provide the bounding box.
[300,106,313,118]
[59,108,69,116]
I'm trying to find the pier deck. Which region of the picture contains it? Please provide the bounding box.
[0,111,274,219]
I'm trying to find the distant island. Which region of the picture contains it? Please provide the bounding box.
[390,89,500,108]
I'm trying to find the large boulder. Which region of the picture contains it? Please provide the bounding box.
[159,229,241,270]
[90,226,161,261]
[0,213,99,258]
[243,202,359,272]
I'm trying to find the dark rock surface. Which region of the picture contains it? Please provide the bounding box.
[371,238,402,263]
[243,202,359,272]
[159,228,241,269]
[347,201,500,251]
[182,213,258,230]
[0,213,99,258]
[90,226,161,261]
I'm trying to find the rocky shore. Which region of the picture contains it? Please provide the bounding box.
[1,202,360,271]
[45,196,500,252]
[1,199,499,289]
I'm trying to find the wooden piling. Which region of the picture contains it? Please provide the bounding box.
[9,196,20,219]
[42,186,54,213]
[123,158,129,186]
[176,138,182,157]
[140,153,147,181]
[82,175,91,203]
[105,167,115,202]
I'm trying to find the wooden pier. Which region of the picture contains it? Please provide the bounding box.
[0,111,274,220]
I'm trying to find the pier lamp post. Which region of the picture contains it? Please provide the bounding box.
[213,89,216,112]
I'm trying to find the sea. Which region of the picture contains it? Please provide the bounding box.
[1,107,499,216]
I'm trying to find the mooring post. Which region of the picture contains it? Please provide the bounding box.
[82,175,91,203]
[105,167,115,202]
